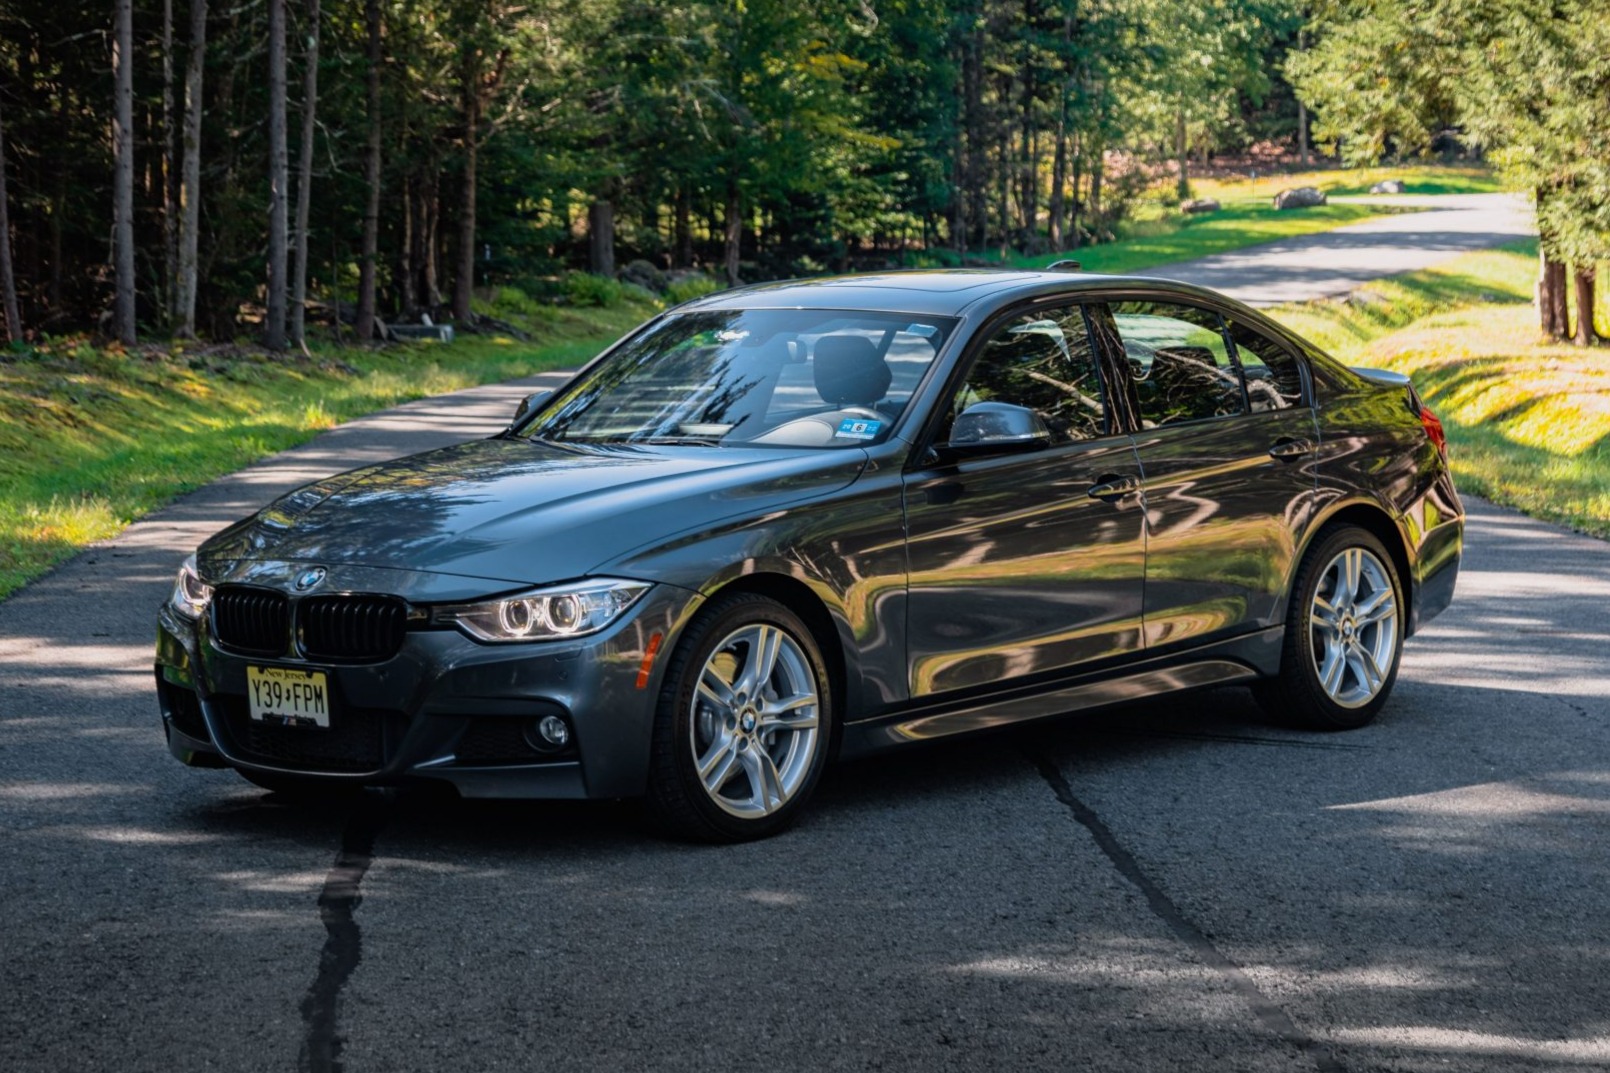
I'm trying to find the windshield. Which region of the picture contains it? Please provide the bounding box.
[520,309,958,448]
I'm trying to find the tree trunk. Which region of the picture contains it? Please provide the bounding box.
[963,27,986,252]
[0,100,21,342]
[1068,132,1083,248]
[723,180,741,286]
[264,0,289,349]
[1574,267,1598,346]
[1018,47,1038,244]
[355,0,381,343]
[1537,247,1568,339]
[588,199,615,277]
[1090,145,1104,221]
[1049,102,1068,251]
[673,186,692,267]
[424,169,441,307]
[394,173,411,315]
[1297,28,1310,167]
[175,0,206,338]
[162,0,178,317]
[113,0,136,345]
[289,0,321,346]
[1174,109,1189,201]
[996,97,1010,259]
[452,50,481,323]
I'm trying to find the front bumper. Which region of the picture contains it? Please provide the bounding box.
[155,583,701,799]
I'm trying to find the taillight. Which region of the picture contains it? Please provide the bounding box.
[1420,406,1447,456]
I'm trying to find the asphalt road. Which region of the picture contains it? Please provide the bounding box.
[5,199,1608,1072]
[1136,193,1534,305]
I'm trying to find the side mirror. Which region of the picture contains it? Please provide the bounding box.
[940,402,1051,458]
[510,390,552,430]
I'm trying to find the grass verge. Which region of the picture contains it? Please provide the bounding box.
[0,297,654,599]
[1265,240,1610,538]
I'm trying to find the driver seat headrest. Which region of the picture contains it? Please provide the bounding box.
[813,335,892,407]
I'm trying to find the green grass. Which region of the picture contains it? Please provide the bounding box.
[1264,240,1610,538]
[0,296,654,599]
[1193,163,1507,201]
[1009,201,1393,273]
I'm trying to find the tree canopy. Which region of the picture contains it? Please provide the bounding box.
[0,0,1597,348]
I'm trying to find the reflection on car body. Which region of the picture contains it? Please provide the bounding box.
[155,269,1463,841]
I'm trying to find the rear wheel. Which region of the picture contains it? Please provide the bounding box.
[1256,525,1403,730]
[645,593,833,842]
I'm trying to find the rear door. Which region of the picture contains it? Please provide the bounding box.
[901,302,1146,697]
[1093,298,1319,650]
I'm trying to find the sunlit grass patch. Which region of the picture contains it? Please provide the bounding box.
[1009,202,1395,274]
[0,297,654,600]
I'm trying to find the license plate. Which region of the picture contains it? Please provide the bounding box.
[246,665,331,728]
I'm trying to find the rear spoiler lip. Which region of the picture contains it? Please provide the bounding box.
[1350,365,1426,414]
[1349,365,1412,388]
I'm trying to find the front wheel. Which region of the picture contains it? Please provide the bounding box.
[1256,525,1404,730]
[645,593,833,842]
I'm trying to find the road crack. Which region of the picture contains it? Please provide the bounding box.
[298,794,390,1073]
[1027,748,1346,1073]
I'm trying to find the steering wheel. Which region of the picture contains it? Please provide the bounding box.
[837,406,885,421]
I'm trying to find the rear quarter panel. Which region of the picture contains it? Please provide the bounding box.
[1310,381,1464,634]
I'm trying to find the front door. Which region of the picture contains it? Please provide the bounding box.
[902,303,1146,698]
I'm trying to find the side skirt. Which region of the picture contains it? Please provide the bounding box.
[840,627,1281,756]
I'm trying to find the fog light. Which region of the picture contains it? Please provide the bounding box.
[531,714,571,751]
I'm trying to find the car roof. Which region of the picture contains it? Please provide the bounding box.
[677,268,1252,320]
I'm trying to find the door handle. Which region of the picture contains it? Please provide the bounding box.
[1268,438,1315,460]
[1087,475,1140,501]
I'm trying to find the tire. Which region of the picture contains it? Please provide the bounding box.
[237,768,364,802]
[645,593,834,842]
[1255,524,1404,730]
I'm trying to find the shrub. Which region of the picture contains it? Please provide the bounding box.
[562,272,626,308]
[664,274,723,305]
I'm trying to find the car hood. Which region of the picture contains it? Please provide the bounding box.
[200,437,867,591]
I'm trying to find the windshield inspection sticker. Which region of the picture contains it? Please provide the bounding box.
[836,418,882,440]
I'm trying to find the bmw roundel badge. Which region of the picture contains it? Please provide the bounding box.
[293,566,327,592]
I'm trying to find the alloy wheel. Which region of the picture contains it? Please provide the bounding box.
[689,623,821,819]
[1308,546,1399,709]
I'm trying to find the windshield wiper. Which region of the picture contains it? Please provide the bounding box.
[631,436,723,447]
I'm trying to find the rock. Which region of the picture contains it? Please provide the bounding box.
[1273,186,1328,210]
[1180,197,1220,214]
[389,324,455,343]
[1370,179,1406,194]
[619,259,667,292]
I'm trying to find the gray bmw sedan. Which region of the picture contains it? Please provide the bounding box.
[156,270,1462,841]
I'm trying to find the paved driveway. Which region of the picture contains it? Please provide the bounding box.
[5,200,1607,1073]
[1136,192,1534,305]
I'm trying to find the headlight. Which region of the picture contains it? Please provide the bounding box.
[169,553,214,620]
[433,579,651,643]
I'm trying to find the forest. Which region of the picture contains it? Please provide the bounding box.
[0,0,1603,349]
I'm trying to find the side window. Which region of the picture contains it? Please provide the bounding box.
[945,306,1106,445]
[1111,301,1243,427]
[1226,318,1305,412]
